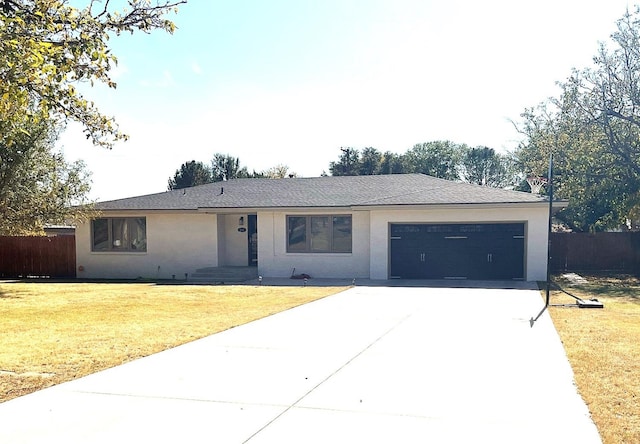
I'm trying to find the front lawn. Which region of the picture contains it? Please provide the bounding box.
[548,274,640,444]
[3,276,637,443]
[0,281,346,403]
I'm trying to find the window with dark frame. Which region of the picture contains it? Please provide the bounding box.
[286,215,352,253]
[91,218,147,252]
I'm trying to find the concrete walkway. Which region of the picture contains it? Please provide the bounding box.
[0,285,601,443]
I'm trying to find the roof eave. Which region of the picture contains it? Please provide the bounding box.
[197,206,354,213]
[93,200,568,213]
[353,201,554,211]
[93,208,202,214]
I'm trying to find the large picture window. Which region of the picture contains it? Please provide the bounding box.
[286,215,352,253]
[91,218,147,252]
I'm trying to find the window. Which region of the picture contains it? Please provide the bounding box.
[91,218,147,252]
[286,215,352,253]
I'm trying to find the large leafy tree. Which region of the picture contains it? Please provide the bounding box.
[516,96,627,231]
[1,0,184,233]
[329,147,360,176]
[168,160,212,190]
[358,147,382,175]
[514,7,640,231]
[0,0,185,148]
[459,146,510,187]
[211,153,250,181]
[379,151,405,174]
[0,115,92,235]
[329,147,406,176]
[402,141,462,180]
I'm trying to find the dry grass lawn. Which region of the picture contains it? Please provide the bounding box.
[0,281,346,403]
[548,274,640,444]
[3,276,638,443]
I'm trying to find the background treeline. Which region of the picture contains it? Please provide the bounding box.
[169,143,524,191]
[326,143,519,189]
[168,154,297,190]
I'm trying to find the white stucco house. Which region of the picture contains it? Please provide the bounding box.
[75,174,559,282]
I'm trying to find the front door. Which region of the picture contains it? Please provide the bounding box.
[248,215,257,266]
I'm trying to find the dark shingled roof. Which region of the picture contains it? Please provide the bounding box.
[94,174,546,211]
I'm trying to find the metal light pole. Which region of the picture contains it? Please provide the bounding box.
[546,154,553,307]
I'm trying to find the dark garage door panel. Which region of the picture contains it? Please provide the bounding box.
[390,223,525,280]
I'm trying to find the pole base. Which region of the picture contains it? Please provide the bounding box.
[577,299,604,309]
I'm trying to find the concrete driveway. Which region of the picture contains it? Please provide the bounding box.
[0,285,601,443]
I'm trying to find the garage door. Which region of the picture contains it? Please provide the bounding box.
[390,223,525,280]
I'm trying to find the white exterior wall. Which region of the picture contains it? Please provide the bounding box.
[369,205,549,281]
[76,205,548,282]
[219,214,249,266]
[76,213,218,280]
[256,210,370,278]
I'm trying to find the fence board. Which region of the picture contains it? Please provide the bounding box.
[0,236,76,278]
[550,232,640,273]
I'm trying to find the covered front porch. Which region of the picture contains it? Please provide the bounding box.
[215,213,257,268]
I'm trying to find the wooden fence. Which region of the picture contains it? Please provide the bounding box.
[0,232,637,278]
[550,232,640,273]
[0,236,76,278]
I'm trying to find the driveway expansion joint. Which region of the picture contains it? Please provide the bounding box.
[242,313,414,443]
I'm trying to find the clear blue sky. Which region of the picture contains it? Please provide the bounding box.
[60,0,633,201]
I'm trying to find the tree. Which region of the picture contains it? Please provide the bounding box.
[379,151,405,174]
[514,7,640,231]
[211,153,249,181]
[0,0,183,232]
[0,115,93,235]
[168,160,213,190]
[329,147,391,176]
[515,97,626,231]
[358,147,382,175]
[402,141,462,180]
[325,142,515,184]
[0,0,185,149]
[329,147,360,176]
[459,146,510,187]
[168,156,293,188]
[262,164,297,178]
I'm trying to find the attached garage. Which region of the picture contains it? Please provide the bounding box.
[389,223,525,280]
